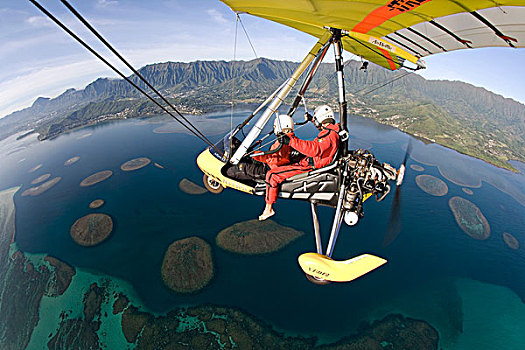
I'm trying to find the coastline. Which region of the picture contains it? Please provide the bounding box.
[24,104,522,174]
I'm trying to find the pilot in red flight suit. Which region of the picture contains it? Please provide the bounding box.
[226,114,293,180]
[259,105,341,221]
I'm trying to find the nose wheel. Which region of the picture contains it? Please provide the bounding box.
[305,273,331,285]
[203,174,224,194]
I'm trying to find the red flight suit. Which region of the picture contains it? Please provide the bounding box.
[226,141,291,181]
[252,141,292,169]
[265,123,341,204]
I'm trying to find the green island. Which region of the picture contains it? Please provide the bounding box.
[503,232,519,250]
[47,283,105,349]
[415,175,448,197]
[216,219,304,255]
[89,199,105,209]
[179,178,207,195]
[120,157,151,171]
[28,164,43,173]
[449,197,490,240]
[116,299,438,350]
[43,256,76,297]
[30,173,51,185]
[462,188,474,195]
[80,170,113,187]
[2,59,523,172]
[70,213,113,246]
[0,187,77,349]
[21,177,61,197]
[161,237,214,293]
[64,156,80,166]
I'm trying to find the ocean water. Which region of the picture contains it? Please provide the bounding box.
[1,112,524,348]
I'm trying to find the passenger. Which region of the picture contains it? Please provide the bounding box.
[259,105,341,221]
[226,114,293,181]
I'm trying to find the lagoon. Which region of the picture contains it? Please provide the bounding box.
[0,112,524,348]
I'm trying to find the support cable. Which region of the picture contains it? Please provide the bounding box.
[237,14,258,58]
[58,0,216,148]
[230,15,239,147]
[355,70,412,96]
[29,0,221,154]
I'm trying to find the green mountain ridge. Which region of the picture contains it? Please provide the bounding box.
[2,58,524,170]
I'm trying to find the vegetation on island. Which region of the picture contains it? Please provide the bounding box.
[89,199,105,209]
[161,237,214,293]
[1,58,523,171]
[22,177,61,197]
[80,170,113,187]
[216,219,304,255]
[179,178,208,195]
[120,157,151,171]
[70,213,113,246]
[449,197,490,240]
[415,175,448,197]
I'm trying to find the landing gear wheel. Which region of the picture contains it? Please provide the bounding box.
[305,274,331,285]
[203,174,224,194]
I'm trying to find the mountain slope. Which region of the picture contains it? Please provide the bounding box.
[1,58,523,170]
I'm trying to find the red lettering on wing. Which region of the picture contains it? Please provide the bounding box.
[352,0,433,34]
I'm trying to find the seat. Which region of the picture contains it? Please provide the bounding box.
[254,154,342,207]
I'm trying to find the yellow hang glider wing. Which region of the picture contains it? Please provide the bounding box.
[221,0,525,70]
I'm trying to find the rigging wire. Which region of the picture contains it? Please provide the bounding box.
[230,15,239,141]
[58,0,215,148]
[29,0,221,155]
[229,13,261,139]
[248,66,413,153]
[237,14,258,58]
[355,70,412,96]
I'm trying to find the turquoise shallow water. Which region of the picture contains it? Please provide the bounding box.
[1,112,525,347]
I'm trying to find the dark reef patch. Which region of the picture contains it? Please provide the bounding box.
[216,219,304,254]
[80,170,113,187]
[47,283,106,350]
[449,197,490,240]
[115,303,439,350]
[179,178,207,195]
[503,232,519,250]
[161,237,214,293]
[70,213,113,246]
[22,177,61,197]
[415,175,448,197]
[121,157,151,171]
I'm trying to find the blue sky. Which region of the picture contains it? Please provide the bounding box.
[1,0,524,118]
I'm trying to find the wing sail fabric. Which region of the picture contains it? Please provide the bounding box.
[221,0,525,70]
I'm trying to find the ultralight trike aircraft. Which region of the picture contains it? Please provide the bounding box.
[196,0,525,284]
[29,0,525,284]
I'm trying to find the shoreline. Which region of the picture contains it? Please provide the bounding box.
[10,104,524,174]
[350,113,522,173]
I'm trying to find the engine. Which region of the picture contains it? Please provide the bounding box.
[342,149,398,226]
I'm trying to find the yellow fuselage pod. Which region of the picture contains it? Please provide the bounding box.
[298,252,387,282]
[196,148,255,194]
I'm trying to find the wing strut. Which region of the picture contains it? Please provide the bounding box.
[230,30,332,164]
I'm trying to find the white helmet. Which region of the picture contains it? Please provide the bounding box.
[273,114,294,134]
[313,105,335,125]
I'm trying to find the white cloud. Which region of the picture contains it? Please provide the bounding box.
[25,16,54,28]
[207,9,228,25]
[0,59,114,119]
[96,0,119,8]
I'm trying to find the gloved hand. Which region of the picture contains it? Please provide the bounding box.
[304,112,313,122]
[278,132,293,145]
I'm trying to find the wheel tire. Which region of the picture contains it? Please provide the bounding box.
[203,174,224,194]
[305,273,331,285]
